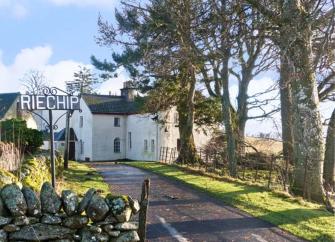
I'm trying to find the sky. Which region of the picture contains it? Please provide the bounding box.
[0,0,333,136]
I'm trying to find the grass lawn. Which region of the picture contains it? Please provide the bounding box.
[58,161,110,197]
[126,161,335,242]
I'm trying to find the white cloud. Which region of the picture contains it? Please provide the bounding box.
[49,0,119,8]
[0,45,126,96]
[0,1,28,19]
[0,46,86,93]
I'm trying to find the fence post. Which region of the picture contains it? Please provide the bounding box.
[139,178,150,242]
[268,155,274,189]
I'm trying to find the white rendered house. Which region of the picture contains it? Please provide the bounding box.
[70,82,212,162]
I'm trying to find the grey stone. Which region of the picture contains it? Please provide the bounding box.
[63,215,88,229]
[9,223,75,240]
[108,230,121,237]
[95,233,109,242]
[88,225,102,233]
[0,217,11,227]
[27,216,39,224]
[115,222,139,231]
[0,198,9,217]
[52,240,75,242]
[0,184,27,216]
[129,197,140,214]
[78,188,96,214]
[22,186,41,217]
[3,224,19,232]
[107,197,126,215]
[62,190,79,216]
[0,229,7,242]
[104,213,118,224]
[102,224,114,233]
[40,182,62,214]
[85,194,109,222]
[115,231,140,242]
[41,214,62,224]
[13,216,29,226]
[115,207,132,223]
[79,227,99,242]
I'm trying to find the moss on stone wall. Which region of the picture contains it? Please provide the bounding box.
[0,169,18,188]
[21,156,51,192]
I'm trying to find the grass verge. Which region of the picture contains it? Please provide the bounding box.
[58,161,110,196]
[126,161,334,242]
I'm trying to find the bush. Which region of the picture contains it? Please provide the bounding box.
[0,119,43,154]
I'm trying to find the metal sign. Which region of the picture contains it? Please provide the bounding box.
[20,95,80,110]
[19,87,80,188]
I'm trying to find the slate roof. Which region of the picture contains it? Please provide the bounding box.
[82,94,144,115]
[0,93,19,119]
[54,128,78,142]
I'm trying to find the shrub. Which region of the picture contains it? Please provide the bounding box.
[0,119,43,154]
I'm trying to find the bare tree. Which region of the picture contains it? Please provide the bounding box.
[246,0,335,202]
[20,70,47,95]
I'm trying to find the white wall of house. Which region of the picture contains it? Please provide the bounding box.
[91,114,126,161]
[126,114,159,161]
[71,100,93,161]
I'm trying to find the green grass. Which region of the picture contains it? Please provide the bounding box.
[126,161,335,242]
[59,161,110,197]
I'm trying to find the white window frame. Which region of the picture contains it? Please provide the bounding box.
[114,117,120,127]
[114,138,121,153]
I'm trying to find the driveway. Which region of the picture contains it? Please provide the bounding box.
[90,162,305,242]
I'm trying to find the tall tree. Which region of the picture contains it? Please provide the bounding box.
[198,1,276,176]
[66,66,98,94]
[93,0,208,163]
[246,0,334,201]
[324,108,335,189]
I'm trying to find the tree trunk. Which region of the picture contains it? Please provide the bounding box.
[323,109,335,189]
[176,67,199,164]
[221,52,238,177]
[281,1,325,202]
[280,54,294,166]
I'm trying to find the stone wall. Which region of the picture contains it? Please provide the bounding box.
[0,143,20,172]
[0,182,141,241]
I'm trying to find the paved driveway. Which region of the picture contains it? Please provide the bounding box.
[90,162,305,242]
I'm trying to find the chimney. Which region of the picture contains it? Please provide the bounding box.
[120,81,136,101]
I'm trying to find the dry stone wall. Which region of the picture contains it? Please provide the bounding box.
[0,182,141,242]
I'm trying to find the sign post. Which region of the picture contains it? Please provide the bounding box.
[19,87,80,188]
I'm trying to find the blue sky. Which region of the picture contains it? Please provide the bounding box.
[0,0,127,94]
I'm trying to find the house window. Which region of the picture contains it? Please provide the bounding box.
[80,140,84,154]
[128,132,132,149]
[114,117,120,127]
[80,116,83,128]
[151,139,155,153]
[144,140,148,152]
[114,138,120,153]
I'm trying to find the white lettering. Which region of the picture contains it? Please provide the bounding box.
[47,96,55,109]
[57,96,67,109]
[70,96,79,109]
[36,96,44,109]
[20,95,31,110]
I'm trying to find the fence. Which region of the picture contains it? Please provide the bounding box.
[159,145,290,191]
[0,142,21,171]
[159,147,178,164]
